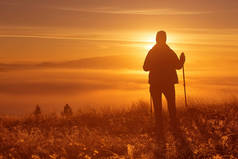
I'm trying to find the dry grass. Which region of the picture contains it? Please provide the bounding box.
[0,101,238,159]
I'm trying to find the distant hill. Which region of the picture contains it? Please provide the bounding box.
[0,55,143,71]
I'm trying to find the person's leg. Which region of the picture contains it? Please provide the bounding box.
[164,84,183,139]
[150,86,163,132]
[163,84,177,127]
[150,86,167,158]
[163,85,193,156]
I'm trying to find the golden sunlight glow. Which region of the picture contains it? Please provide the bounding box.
[141,32,178,50]
[140,33,155,50]
[1,0,238,116]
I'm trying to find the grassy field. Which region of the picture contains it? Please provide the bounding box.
[0,101,238,159]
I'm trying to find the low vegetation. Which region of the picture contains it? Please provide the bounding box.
[0,101,238,159]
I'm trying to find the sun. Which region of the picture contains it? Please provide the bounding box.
[142,34,156,50]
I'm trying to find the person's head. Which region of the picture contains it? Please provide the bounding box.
[156,31,167,44]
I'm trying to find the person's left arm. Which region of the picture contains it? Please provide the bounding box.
[171,50,185,70]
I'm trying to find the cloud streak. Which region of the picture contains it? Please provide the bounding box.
[0,68,146,95]
[56,7,213,16]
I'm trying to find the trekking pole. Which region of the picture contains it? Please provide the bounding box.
[150,95,153,119]
[182,65,188,108]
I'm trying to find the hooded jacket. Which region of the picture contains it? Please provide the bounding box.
[143,44,183,86]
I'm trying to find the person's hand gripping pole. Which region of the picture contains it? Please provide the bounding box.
[180,52,188,108]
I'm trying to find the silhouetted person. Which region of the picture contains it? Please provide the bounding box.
[62,104,73,117]
[143,31,185,132]
[34,104,41,116]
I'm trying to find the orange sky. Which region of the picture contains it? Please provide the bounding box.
[0,0,238,114]
[0,0,238,61]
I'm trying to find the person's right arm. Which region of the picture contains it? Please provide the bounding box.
[143,50,152,71]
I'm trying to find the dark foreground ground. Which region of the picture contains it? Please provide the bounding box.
[0,101,238,159]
